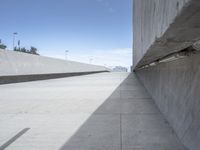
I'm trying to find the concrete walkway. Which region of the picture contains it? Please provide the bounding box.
[0,73,185,150]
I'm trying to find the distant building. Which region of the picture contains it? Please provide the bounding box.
[112,66,128,72]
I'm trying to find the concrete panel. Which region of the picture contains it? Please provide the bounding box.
[136,53,200,150]
[133,0,200,68]
[122,114,185,150]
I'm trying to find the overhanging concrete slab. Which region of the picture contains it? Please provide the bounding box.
[133,0,200,68]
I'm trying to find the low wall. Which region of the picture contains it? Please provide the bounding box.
[0,49,109,83]
[135,53,200,150]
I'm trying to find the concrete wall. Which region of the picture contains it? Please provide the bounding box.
[133,0,200,150]
[136,54,200,150]
[133,0,200,68]
[0,49,108,83]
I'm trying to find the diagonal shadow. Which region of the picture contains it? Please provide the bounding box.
[58,73,184,150]
[0,128,30,150]
[58,74,132,150]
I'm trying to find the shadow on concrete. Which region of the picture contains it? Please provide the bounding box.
[0,71,108,85]
[58,74,133,150]
[58,73,185,150]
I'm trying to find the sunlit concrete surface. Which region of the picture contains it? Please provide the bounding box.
[0,73,185,150]
[0,49,108,76]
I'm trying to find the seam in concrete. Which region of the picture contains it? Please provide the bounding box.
[119,74,122,150]
[120,114,122,150]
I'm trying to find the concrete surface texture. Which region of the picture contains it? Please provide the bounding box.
[133,0,200,68]
[0,73,185,150]
[133,0,200,149]
[0,49,108,76]
[136,54,200,150]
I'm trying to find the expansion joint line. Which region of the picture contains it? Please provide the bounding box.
[119,74,122,150]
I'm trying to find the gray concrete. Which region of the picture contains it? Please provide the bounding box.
[133,0,200,149]
[0,73,185,150]
[133,0,200,68]
[0,49,108,76]
[136,53,200,150]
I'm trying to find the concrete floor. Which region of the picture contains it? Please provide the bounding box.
[0,73,185,150]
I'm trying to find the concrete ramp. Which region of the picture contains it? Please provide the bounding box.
[0,73,185,150]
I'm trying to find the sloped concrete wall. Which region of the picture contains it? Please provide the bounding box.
[133,0,200,150]
[136,54,200,150]
[0,50,109,80]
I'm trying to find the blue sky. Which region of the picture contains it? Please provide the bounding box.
[1,0,132,68]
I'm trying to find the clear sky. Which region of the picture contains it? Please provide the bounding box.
[1,0,132,69]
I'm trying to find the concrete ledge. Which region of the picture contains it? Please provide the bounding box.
[0,71,108,84]
[133,0,200,68]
